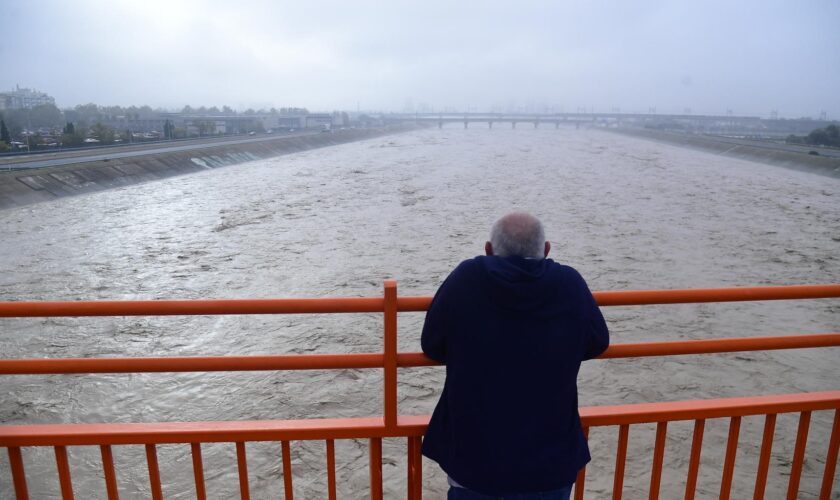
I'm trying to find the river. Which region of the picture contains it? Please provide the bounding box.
[1,127,838,498]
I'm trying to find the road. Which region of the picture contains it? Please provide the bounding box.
[703,134,840,159]
[0,130,320,171]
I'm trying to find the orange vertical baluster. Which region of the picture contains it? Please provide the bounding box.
[326,439,337,500]
[407,436,422,500]
[820,409,840,500]
[575,426,589,500]
[787,411,811,500]
[191,443,207,500]
[407,436,416,500]
[55,445,75,500]
[281,441,294,500]
[649,422,668,500]
[383,280,398,429]
[719,416,741,500]
[753,413,777,500]
[684,419,705,500]
[236,442,250,500]
[100,445,119,500]
[145,444,163,500]
[415,436,423,500]
[613,424,630,500]
[370,437,383,500]
[8,447,30,500]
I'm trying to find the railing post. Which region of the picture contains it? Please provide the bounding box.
[753,414,776,500]
[574,426,589,500]
[719,416,741,500]
[370,437,383,500]
[384,280,398,429]
[8,447,30,500]
[649,422,668,499]
[613,424,629,500]
[787,411,811,499]
[820,409,840,499]
[408,436,423,500]
[685,419,705,500]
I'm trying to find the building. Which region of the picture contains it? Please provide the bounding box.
[0,85,56,110]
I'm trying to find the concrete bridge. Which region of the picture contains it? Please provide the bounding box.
[386,112,764,129]
[383,112,830,136]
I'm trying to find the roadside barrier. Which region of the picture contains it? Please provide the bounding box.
[1,283,838,499]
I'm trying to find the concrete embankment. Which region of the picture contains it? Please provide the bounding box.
[608,128,840,179]
[0,127,417,210]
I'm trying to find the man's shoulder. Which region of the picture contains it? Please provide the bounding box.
[448,256,484,280]
[446,256,585,283]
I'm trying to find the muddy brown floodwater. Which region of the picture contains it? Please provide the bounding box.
[1,128,838,499]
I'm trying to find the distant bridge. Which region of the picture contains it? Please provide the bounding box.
[386,112,766,129]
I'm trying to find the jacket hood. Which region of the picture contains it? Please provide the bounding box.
[477,255,562,314]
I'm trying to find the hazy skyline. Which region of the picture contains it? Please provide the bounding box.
[2,0,839,118]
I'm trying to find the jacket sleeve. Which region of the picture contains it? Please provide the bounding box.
[584,300,610,360]
[575,271,610,360]
[421,268,459,364]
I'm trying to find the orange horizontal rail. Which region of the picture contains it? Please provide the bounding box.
[397,284,840,311]
[579,391,840,427]
[0,297,385,317]
[1,392,836,447]
[598,332,840,359]
[0,284,837,317]
[590,284,840,306]
[0,416,401,447]
[1,333,837,374]
[0,353,385,374]
[398,332,840,366]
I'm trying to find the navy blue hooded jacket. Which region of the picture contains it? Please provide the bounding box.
[421,255,609,496]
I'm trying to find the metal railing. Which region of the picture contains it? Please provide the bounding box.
[1,283,839,499]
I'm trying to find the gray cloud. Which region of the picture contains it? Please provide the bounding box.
[2,0,838,117]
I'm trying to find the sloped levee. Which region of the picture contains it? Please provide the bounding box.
[0,127,417,210]
[608,128,840,179]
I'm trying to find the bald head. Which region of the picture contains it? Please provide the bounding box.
[486,212,550,259]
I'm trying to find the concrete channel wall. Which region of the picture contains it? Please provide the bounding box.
[608,128,840,179]
[0,127,416,210]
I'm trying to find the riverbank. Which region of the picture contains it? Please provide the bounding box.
[0,126,420,210]
[608,127,840,178]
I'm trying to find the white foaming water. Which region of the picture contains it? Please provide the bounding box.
[1,128,838,498]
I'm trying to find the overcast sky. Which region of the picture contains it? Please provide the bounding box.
[2,0,838,117]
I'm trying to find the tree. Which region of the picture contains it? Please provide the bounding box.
[163,119,175,139]
[90,122,115,145]
[27,103,63,128]
[63,122,75,135]
[27,133,43,149]
[182,105,193,114]
[826,124,839,141]
[0,119,9,143]
[805,123,840,147]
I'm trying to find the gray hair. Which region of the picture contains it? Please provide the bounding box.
[489,212,546,258]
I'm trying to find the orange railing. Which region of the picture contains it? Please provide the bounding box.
[1,283,839,499]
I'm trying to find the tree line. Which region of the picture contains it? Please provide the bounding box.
[786,124,840,148]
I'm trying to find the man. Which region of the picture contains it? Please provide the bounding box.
[421,212,610,499]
